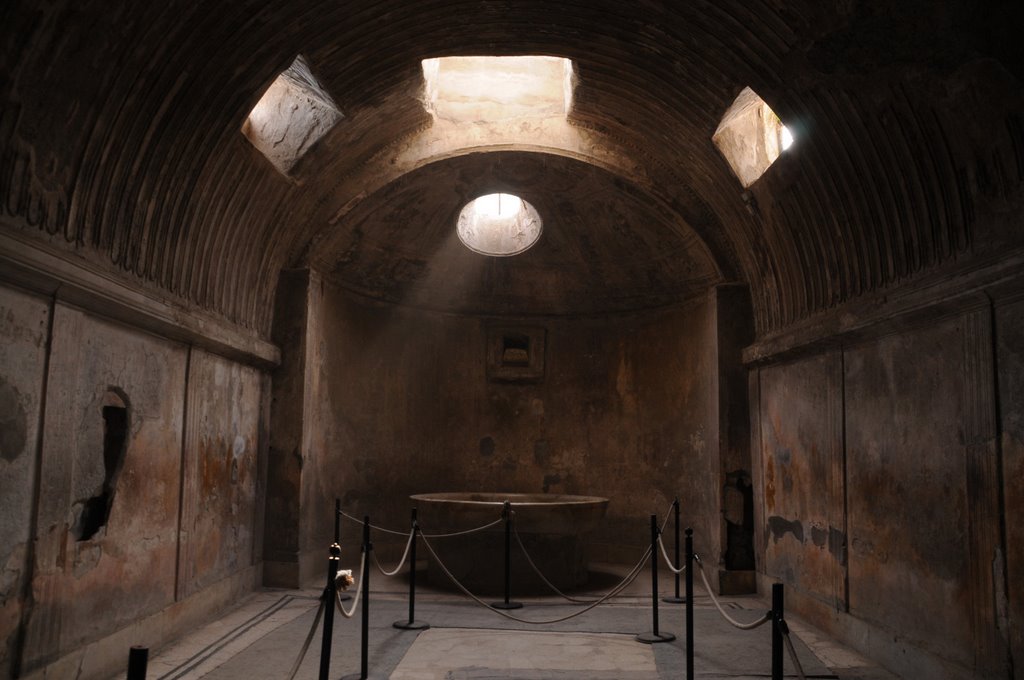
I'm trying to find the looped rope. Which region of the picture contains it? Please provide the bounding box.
[336,551,366,619]
[286,598,324,680]
[419,531,651,625]
[656,535,686,574]
[660,501,675,533]
[339,508,504,539]
[339,510,411,536]
[694,556,772,630]
[510,511,598,604]
[421,516,503,538]
[372,529,415,576]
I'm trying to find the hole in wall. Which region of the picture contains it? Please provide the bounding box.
[487,325,546,382]
[502,334,530,366]
[73,390,129,542]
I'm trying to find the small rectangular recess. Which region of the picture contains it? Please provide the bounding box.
[487,324,545,382]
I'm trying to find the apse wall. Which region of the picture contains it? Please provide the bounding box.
[319,283,726,571]
[749,288,1023,679]
[0,281,269,679]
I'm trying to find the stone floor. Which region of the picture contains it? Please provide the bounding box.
[120,561,902,680]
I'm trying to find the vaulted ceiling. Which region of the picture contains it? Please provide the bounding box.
[1,0,1021,338]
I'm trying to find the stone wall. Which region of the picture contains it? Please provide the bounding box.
[0,286,50,676]
[751,297,1014,679]
[997,295,1024,676]
[317,284,726,569]
[0,282,268,679]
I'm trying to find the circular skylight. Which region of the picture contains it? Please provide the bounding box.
[457,193,542,256]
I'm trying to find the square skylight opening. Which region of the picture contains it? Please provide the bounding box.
[421,56,575,122]
[712,87,795,188]
[242,55,342,176]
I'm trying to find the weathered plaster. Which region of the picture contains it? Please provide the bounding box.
[20,306,187,669]
[319,285,720,568]
[758,350,845,608]
[177,349,262,599]
[0,285,50,677]
[7,301,271,678]
[997,297,1024,673]
[753,305,1012,679]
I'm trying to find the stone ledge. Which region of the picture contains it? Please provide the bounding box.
[0,230,280,369]
[744,251,1024,366]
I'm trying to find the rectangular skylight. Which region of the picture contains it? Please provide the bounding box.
[421,56,574,122]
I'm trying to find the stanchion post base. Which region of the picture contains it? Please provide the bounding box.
[662,595,686,604]
[635,631,676,644]
[490,600,524,610]
[393,620,430,630]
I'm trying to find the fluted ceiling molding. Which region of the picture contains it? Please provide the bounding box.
[1,0,1021,337]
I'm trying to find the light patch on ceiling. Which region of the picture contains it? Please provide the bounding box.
[242,55,342,177]
[712,87,795,188]
[421,56,575,122]
[457,193,543,256]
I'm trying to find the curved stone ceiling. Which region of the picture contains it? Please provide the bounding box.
[1,0,1021,338]
[316,152,721,315]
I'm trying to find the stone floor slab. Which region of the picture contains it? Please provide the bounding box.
[118,562,901,679]
[390,628,657,679]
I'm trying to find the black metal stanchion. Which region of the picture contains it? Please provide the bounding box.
[771,583,784,680]
[685,528,694,680]
[637,514,675,643]
[336,498,351,602]
[394,508,429,630]
[127,646,148,680]
[343,517,372,680]
[360,517,371,679]
[663,498,685,604]
[318,540,341,680]
[491,500,523,610]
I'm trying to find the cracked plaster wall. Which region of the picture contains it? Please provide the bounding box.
[0,286,49,678]
[317,283,726,569]
[753,305,1012,679]
[0,282,267,678]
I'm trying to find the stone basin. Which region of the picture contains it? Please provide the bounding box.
[410,492,610,594]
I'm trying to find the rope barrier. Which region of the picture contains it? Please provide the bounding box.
[372,529,415,576]
[421,516,504,538]
[336,552,366,619]
[286,598,325,680]
[782,628,808,680]
[333,498,806,680]
[694,556,772,630]
[507,500,676,604]
[342,499,671,540]
[510,513,598,604]
[339,508,503,539]
[659,500,674,533]
[339,510,411,537]
[657,535,686,574]
[420,532,651,625]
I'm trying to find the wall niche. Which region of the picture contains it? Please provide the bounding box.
[486,325,546,382]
